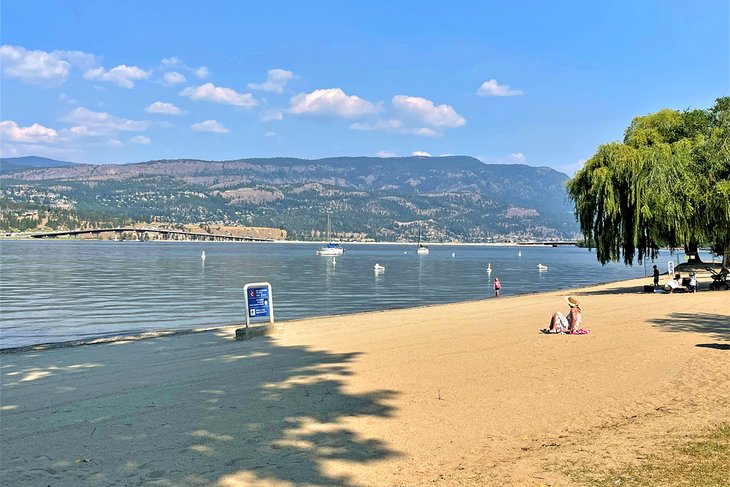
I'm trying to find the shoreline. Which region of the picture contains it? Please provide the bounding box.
[2,270,723,352]
[1,235,571,246]
[0,275,657,353]
[1,276,728,486]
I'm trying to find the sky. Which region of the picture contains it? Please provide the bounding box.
[0,0,727,175]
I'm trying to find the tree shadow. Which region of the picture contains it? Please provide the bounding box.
[647,312,730,342]
[0,333,400,486]
[696,343,730,350]
[572,283,648,296]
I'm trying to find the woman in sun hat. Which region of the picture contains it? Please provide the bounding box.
[542,296,582,334]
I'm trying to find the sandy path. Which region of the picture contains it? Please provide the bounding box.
[1,277,728,486]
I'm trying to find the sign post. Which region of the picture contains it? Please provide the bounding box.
[243,282,274,328]
[667,260,675,277]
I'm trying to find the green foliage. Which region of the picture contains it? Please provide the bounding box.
[567,97,730,265]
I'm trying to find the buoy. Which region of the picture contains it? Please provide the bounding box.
[201,251,206,261]
[452,252,455,258]
[332,256,336,265]
[487,263,492,273]
[518,250,522,257]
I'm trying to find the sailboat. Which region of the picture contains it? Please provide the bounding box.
[416,221,429,255]
[316,213,345,256]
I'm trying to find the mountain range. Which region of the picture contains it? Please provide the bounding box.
[0,155,579,241]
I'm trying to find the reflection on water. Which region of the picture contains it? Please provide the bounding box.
[0,240,702,348]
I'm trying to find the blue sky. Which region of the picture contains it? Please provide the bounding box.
[1,0,727,174]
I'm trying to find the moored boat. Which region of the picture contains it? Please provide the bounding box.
[316,213,345,256]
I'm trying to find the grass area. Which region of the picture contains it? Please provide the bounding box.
[574,423,730,487]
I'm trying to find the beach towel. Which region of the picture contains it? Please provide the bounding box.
[540,328,590,335]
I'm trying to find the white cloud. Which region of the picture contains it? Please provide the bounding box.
[508,152,526,162]
[0,45,98,86]
[478,152,528,164]
[392,95,465,128]
[289,88,379,118]
[145,101,186,115]
[58,92,79,104]
[163,71,186,85]
[553,158,588,176]
[376,150,397,158]
[68,125,103,137]
[1,45,66,85]
[0,120,58,143]
[259,108,284,122]
[130,135,151,144]
[191,120,229,133]
[160,57,207,80]
[412,151,431,157]
[84,64,150,88]
[62,51,98,70]
[161,57,183,67]
[195,66,209,79]
[477,79,524,97]
[264,131,278,138]
[350,95,463,137]
[180,83,258,108]
[248,68,294,93]
[351,119,437,137]
[63,107,149,132]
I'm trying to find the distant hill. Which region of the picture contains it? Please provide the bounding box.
[0,155,579,241]
[0,156,78,174]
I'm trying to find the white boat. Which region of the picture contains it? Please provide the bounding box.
[537,263,548,271]
[373,263,385,272]
[316,213,345,256]
[416,221,429,255]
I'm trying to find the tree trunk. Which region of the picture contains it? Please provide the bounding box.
[724,242,730,268]
[684,242,704,264]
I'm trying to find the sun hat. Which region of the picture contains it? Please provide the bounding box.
[566,296,581,309]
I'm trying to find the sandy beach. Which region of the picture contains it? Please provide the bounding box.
[1,277,728,486]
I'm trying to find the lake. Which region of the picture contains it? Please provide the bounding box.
[0,240,699,348]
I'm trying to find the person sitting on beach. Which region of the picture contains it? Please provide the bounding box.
[687,273,698,293]
[664,274,683,293]
[542,296,582,334]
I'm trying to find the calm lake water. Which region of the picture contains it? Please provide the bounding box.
[0,240,701,348]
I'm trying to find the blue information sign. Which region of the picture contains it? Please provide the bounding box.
[243,282,274,327]
[247,287,270,317]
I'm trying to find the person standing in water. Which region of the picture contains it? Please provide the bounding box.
[493,277,501,297]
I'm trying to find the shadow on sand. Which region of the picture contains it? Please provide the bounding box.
[646,312,730,343]
[696,343,730,351]
[572,283,647,296]
[0,333,400,486]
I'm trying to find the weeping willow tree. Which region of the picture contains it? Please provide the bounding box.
[567,97,730,267]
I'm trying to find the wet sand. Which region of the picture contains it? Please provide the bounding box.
[1,277,728,486]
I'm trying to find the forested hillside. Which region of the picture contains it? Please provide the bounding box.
[1,156,578,241]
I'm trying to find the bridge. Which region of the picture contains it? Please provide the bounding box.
[30,227,274,242]
[516,241,577,246]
